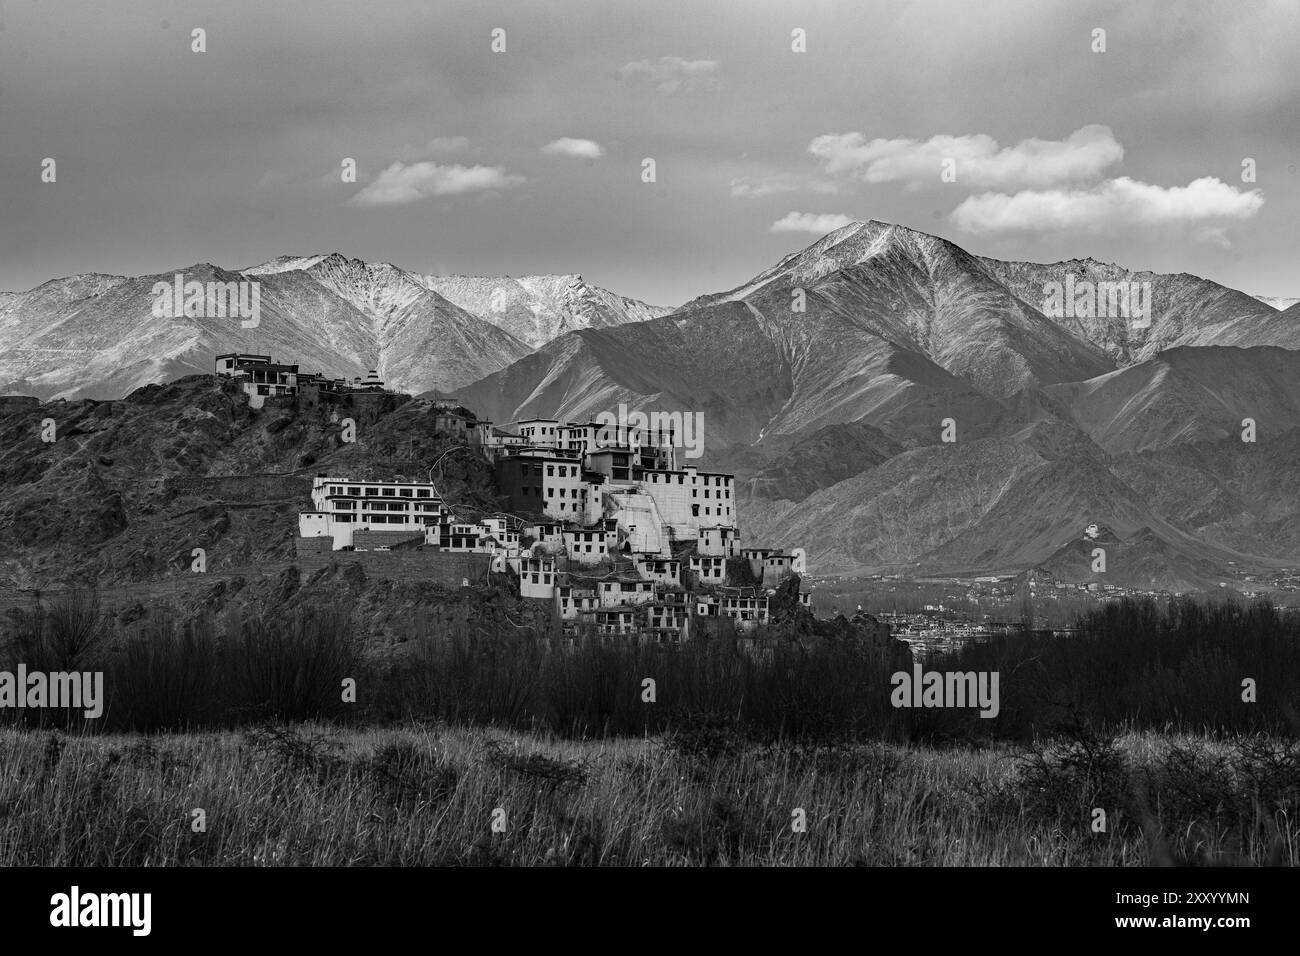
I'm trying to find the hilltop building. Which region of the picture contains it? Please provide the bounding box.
[290,392,808,641]
[215,353,391,402]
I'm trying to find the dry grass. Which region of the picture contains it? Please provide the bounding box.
[2,724,1294,866]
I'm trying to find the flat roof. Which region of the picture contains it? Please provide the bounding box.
[315,477,440,486]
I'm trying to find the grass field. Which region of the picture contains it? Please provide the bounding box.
[2,594,1298,866]
[2,723,1295,866]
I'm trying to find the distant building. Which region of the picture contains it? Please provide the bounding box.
[298,476,446,549]
[215,353,299,398]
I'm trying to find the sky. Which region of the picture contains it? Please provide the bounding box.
[1,0,1297,306]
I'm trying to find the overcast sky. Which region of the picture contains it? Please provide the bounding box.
[2,0,1297,305]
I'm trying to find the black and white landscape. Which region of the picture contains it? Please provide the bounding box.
[1,0,1297,898]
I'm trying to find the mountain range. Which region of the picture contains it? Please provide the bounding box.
[0,253,668,402]
[3,220,1298,590]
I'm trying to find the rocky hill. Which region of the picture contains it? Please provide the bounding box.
[0,375,504,590]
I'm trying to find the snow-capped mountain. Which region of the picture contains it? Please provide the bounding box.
[1255,294,1300,311]
[450,219,1300,584]
[0,257,531,401]
[417,273,671,349]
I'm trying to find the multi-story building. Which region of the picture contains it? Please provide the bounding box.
[597,578,656,607]
[298,477,448,549]
[723,592,771,630]
[698,525,741,558]
[689,554,727,586]
[563,525,617,565]
[519,557,557,599]
[759,552,795,584]
[636,556,682,588]
[495,450,587,520]
[555,584,601,622]
[215,353,300,398]
[635,466,737,540]
[512,418,563,446]
[585,607,637,636]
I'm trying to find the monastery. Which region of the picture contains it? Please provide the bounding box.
[228,352,809,640]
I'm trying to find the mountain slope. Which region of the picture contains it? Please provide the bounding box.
[1,257,531,401]
[688,220,1117,398]
[451,293,1011,450]
[982,257,1298,364]
[418,273,671,349]
[1042,346,1300,454]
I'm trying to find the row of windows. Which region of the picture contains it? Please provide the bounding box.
[332,514,426,524]
[691,505,731,517]
[547,487,584,498]
[328,485,434,498]
[691,489,731,499]
[334,501,442,513]
[642,473,732,486]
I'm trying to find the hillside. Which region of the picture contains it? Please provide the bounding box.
[0,376,504,589]
[980,257,1294,365]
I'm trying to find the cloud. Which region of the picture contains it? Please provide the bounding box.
[730,174,838,198]
[541,137,605,159]
[348,161,524,207]
[770,212,856,235]
[809,125,1123,189]
[950,176,1264,236]
[395,137,472,161]
[617,56,721,94]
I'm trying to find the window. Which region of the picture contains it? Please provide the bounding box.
[417,490,429,498]
[400,489,412,498]
[348,487,361,495]
[547,466,554,477]
[383,488,395,497]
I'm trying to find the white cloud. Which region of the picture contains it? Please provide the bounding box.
[950,176,1264,236]
[770,212,856,235]
[348,161,524,207]
[730,174,838,198]
[617,56,721,94]
[541,137,605,159]
[809,125,1123,190]
[395,137,472,161]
